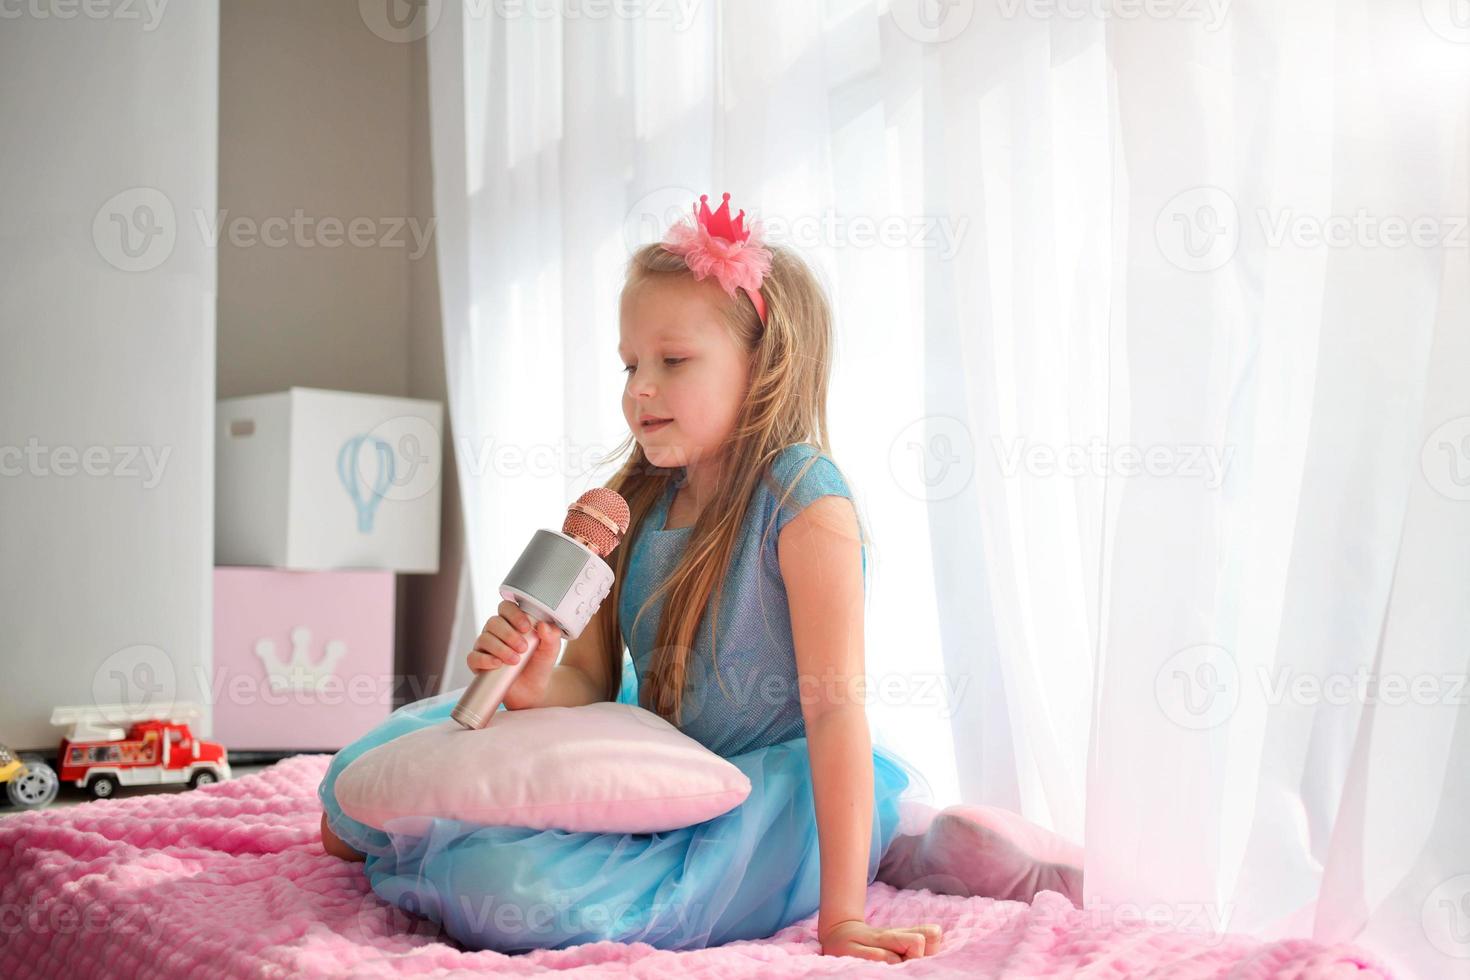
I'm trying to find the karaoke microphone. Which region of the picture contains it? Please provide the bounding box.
[451,487,631,729]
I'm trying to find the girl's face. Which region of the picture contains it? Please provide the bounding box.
[619,275,751,474]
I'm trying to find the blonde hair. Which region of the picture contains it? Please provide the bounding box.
[590,241,871,727]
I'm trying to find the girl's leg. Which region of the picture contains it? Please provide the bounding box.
[876,805,1083,906]
[321,811,366,862]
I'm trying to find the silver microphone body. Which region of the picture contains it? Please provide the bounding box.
[450,528,616,729]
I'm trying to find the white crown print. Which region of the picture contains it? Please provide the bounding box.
[253,626,348,693]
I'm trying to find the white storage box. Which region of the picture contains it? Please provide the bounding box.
[216,387,443,572]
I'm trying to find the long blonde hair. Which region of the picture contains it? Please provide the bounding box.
[589,241,871,727]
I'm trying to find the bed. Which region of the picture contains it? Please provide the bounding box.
[0,755,1396,978]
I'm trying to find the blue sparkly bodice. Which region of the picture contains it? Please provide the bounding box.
[616,443,866,757]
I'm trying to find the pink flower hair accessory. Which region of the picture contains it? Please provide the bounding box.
[661,192,771,325]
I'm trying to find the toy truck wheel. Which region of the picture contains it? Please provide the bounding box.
[189,770,218,789]
[7,758,59,808]
[87,774,119,799]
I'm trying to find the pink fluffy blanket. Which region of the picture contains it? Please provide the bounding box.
[0,755,1394,978]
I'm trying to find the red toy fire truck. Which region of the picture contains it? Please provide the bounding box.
[50,702,232,800]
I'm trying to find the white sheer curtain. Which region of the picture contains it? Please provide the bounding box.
[426,1,1469,973]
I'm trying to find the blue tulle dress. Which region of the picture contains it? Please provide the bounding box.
[318,444,927,952]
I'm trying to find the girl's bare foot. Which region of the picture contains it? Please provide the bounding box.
[321,812,366,862]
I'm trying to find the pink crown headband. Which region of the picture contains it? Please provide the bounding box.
[660,192,771,325]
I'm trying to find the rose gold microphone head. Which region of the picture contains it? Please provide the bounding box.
[563,488,631,558]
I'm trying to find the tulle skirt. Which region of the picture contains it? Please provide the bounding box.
[318,658,922,952]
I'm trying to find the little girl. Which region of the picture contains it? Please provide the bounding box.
[320,194,971,962]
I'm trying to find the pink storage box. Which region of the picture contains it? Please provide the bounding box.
[212,567,395,751]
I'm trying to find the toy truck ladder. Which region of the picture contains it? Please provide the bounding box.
[49,703,204,743]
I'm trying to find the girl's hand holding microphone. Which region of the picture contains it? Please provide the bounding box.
[466,599,561,710]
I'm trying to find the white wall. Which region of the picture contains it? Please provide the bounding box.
[0,4,219,749]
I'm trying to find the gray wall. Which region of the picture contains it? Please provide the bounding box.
[1,5,219,749]
[218,0,460,705]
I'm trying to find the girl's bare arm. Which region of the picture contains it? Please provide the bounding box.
[780,495,941,962]
[779,496,875,937]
